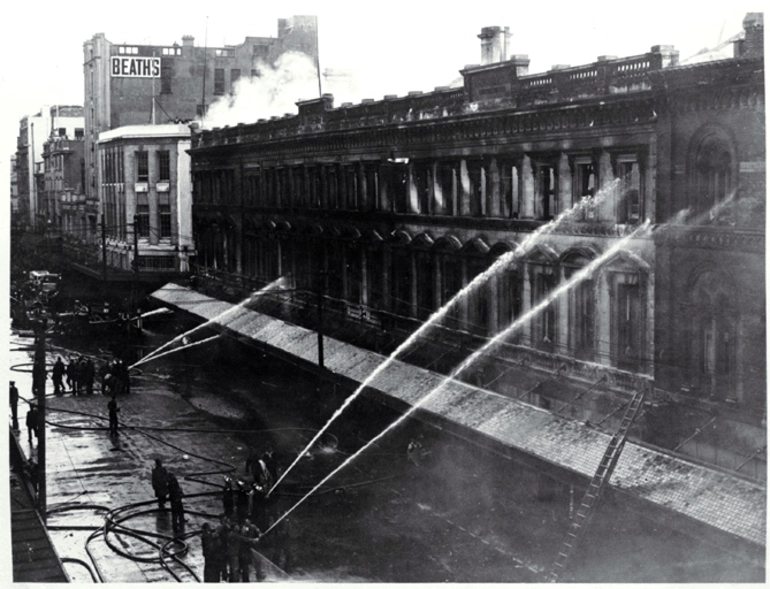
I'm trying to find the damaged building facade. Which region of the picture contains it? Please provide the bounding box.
[187,15,765,484]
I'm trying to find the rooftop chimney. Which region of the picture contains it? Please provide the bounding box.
[735,12,764,58]
[182,35,194,47]
[479,26,511,65]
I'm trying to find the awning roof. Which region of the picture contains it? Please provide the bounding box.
[151,282,765,551]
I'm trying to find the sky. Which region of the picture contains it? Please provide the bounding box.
[0,0,762,186]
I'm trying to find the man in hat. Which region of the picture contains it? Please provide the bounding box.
[9,381,19,430]
[26,403,39,442]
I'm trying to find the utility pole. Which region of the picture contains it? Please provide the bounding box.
[101,221,107,281]
[33,317,47,520]
[132,214,139,310]
[317,270,325,369]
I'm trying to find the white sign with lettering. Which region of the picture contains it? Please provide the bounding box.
[111,56,160,78]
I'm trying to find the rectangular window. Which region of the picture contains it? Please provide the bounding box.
[230,69,241,92]
[214,68,225,94]
[161,65,173,93]
[74,128,84,139]
[618,157,642,223]
[574,158,597,219]
[159,204,172,238]
[158,151,170,181]
[536,164,556,220]
[58,128,66,137]
[136,151,148,182]
[615,281,642,370]
[136,204,150,238]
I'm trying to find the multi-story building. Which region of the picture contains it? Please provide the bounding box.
[10,154,18,215]
[82,15,319,218]
[14,106,84,230]
[186,12,765,488]
[86,124,194,281]
[42,126,86,235]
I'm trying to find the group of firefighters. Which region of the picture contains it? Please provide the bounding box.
[151,447,292,582]
[51,356,131,397]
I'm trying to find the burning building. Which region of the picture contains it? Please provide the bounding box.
[180,13,765,568]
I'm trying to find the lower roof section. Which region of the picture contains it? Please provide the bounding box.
[150,283,765,553]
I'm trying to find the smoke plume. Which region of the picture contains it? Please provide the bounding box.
[201,51,358,129]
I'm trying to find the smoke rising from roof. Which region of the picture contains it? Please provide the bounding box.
[200,51,359,129]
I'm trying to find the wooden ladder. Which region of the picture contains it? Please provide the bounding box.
[548,388,646,582]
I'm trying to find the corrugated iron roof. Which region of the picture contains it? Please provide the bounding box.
[151,283,766,549]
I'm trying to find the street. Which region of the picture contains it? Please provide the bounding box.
[9,317,762,583]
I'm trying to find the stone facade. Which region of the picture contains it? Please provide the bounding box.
[187,22,765,478]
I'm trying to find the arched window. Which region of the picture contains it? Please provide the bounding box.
[687,272,737,400]
[562,251,595,360]
[688,128,735,217]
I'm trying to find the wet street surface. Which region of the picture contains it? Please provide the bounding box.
[9,320,763,583]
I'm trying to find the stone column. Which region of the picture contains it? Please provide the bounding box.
[433,255,441,311]
[521,264,532,345]
[597,270,612,366]
[379,162,390,212]
[382,247,392,312]
[489,157,501,217]
[598,150,615,221]
[521,155,535,219]
[361,249,369,307]
[318,164,330,209]
[733,315,745,402]
[450,163,459,216]
[459,160,471,216]
[358,162,367,211]
[408,162,419,214]
[488,272,500,335]
[557,268,570,356]
[409,252,418,317]
[558,153,572,216]
[432,161,444,215]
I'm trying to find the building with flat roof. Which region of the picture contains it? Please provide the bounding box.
[82,16,319,210]
[186,13,765,516]
[90,123,194,283]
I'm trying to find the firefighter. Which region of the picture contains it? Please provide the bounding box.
[201,523,225,582]
[52,358,65,395]
[222,476,235,518]
[26,403,39,442]
[236,517,262,582]
[168,472,185,531]
[108,395,120,436]
[9,381,19,430]
[152,459,170,509]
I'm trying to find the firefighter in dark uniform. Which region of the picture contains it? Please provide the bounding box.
[9,381,19,430]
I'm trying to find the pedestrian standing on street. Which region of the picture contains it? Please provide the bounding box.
[26,403,39,442]
[152,459,170,509]
[108,395,120,436]
[52,357,65,395]
[168,473,185,531]
[9,381,19,431]
[84,359,95,395]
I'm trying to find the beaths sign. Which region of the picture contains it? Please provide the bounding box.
[111,56,160,78]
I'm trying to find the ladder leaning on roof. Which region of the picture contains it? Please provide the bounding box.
[547,387,647,583]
